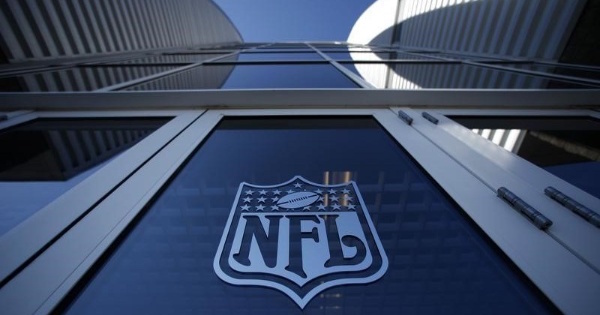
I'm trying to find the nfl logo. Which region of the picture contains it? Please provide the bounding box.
[214,176,388,308]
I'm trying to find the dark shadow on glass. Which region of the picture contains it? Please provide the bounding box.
[452,116,600,199]
[0,118,168,181]
[0,66,178,92]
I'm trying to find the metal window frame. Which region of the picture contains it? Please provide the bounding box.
[1,89,600,111]
[394,107,600,269]
[0,109,204,287]
[7,41,600,94]
[0,108,597,314]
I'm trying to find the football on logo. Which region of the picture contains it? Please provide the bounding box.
[214,176,388,309]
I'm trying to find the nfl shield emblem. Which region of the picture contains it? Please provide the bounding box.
[214,176,388,308]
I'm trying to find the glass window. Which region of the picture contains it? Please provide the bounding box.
[128,64,358,90]
[0,118,169,236]
[239,49,315,54]
[230,52,324,61]
[494,63,600,82]
[311,44,351,49]
[61,117,555,314]
[342,63,596,89]
[328,51,436,61]
[417,52,503,61]
[264,44,310,49]
[451,116,600,199]
[113,54,227,65]
[0,66,177,92]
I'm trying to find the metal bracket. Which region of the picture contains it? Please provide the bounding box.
[544,186,600,228]
[421,112,439,124]
[397,110,413,125]
[497,187,553,230]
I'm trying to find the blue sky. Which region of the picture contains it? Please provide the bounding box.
[213,0,376,42]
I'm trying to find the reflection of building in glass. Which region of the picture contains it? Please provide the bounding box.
[348,0,596,89]
[0,1,599,315]
[0,119,167,180]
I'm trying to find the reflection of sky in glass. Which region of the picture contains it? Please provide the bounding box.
[220,64,357,88]
[128,64,358,90]
[0,159,110,236]
[234,52,324,61]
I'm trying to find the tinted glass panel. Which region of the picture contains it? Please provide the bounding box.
[328,51,437,61]
[113,54,226,64]
[0,66,177,92]
[418,53,503,61]
[62,117,554,314]
[343,63,594,89]
[129,64,357,90]
[0,118,169,235]
[497,63,600,82]
[239,49,315,54]
[233,52,324,61]
[265,44,309,49]
[452,116,600,199]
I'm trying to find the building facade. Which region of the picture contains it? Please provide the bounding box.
[0,0,599,314]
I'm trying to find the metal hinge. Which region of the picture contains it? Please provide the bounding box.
[421,112,439,125]
[497,187,553,230]
[397,110,413,125]
[544,186,600,228]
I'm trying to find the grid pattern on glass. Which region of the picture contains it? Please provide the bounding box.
[1,42,600,92]
[128,64,358,90]
[343,63,597,89]
[494,63,600,81]
[0,66,178,92]
[0,117,169,236]
[61,117,556,315]
[451,116,600,199]
[111,54,227,65]
[333,51,438,61]
[230,52,324,61]
[264,43,310,49]
[416,52,503,61]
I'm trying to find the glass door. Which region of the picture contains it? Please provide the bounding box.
[1,109,595,315]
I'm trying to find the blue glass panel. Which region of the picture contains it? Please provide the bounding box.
[233,52,324,61]
[0,118,168,235]
[62,117,555,314]
[221,64,355,88]
[128,64,358,90]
